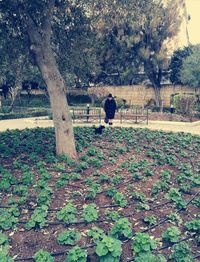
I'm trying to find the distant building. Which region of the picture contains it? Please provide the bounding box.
[165,0,190,55]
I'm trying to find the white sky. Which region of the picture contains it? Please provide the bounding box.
[185,0,200,44]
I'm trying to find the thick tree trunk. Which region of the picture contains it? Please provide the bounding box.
[25,3,77,158]
[36,46,77,158]
[153,85,161,108]
[144,61,162,108]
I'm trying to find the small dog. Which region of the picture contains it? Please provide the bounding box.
[95,125,105,134]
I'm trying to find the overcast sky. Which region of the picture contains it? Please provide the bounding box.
[185,0,200,44]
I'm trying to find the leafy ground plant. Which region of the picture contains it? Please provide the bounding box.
[87,227,105,243]
[185,219,200,233]
[132,233,157,255]
[95,236,122,262]
[25,205,48,230]
[0,127,200,261]
[56,202,77,224]
[143,215,157,226]
[162,226,181,243]
[0,249,14,262]
[65,246,87,262]
[112,192,128,207]
[33,249,54,262]
[57,230,81,245]
[170,242,193,262]
[82,204,98,223]
[110,218,132,239]
[0,208,18,230]
[105,211,121,221]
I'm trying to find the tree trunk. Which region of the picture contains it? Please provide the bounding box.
[25,4,77,159]
[9,56,27,111]
[9,82,22,111]
[153,85,161,108]
[35,45,77,158]
[144,61,162,108]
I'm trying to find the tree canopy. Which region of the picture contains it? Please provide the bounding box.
[0,0,182,92]
[180,45,200,87]
[169,46,193,85]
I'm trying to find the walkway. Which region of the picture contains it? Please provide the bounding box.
[0,117,200,136]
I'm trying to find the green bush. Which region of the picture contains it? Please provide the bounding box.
[67,93,91,105]
[2,94,50,108]
[173,94,197,116]
[115,97,127,109]
[0,108,50,120]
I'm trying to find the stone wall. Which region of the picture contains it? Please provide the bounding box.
[95,85,200,107]
[24,85,200,107]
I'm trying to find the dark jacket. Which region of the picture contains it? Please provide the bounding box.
[104,98,117,119]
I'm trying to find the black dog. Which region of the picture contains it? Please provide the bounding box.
[95,125,105,134]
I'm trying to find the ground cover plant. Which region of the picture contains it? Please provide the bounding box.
[0,126,199,261]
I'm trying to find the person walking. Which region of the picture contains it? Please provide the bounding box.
[104,93,117,125]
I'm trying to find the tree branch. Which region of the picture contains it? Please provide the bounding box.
[41,0,55,43]
[24,12,42,48]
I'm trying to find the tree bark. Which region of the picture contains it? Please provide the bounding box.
[25,2,77,158]
[153,84,161,108]
[144,61,162,107]
[37,47,77,158]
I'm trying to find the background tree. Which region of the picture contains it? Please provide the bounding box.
[0,19,29,106]
[179,44,200,87]
[169,46,193,85]
[87,0,182,106]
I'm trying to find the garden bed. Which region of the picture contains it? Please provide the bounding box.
[0,127,199,261]
[148,112,200,122]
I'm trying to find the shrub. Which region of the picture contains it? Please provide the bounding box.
[115,97,127,109]
[67,93,91,105]
[173,94,197,116]
[0,108,51,120]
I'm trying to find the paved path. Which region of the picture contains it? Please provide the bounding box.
[0,117,200,136]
